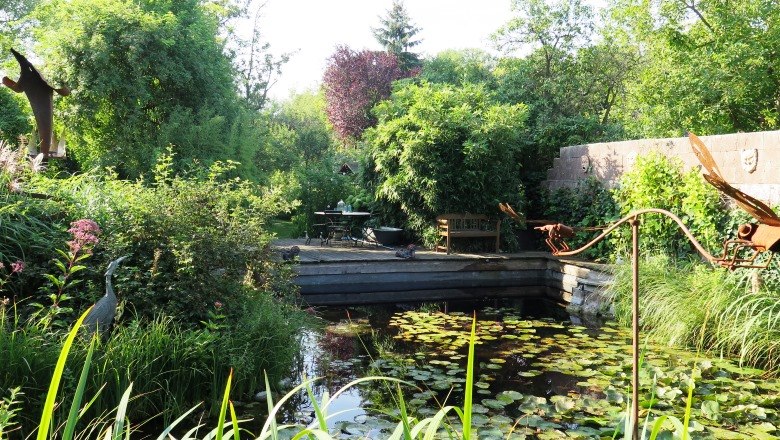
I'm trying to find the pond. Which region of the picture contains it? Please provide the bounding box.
[244,297,780,439]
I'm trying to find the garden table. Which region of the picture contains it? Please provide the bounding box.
[314,211,372,245]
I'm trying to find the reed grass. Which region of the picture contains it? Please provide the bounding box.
[610,254,780,373]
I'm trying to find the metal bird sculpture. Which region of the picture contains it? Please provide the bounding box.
[689,132,780,268]
[83,256,128,335]
[2,48,70,159]
[499,202,579,255]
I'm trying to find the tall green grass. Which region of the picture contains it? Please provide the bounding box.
[2,294,310,436]
[610,254,780,373]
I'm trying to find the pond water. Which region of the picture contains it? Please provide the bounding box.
[245,297,780,439]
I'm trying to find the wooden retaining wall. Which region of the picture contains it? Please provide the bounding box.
[291,249,612,310]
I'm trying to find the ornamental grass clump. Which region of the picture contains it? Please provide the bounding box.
[610,254,780,373]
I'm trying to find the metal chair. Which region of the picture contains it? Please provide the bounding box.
[321,210,350,246]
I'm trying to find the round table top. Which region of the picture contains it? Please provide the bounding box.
[315,211,371,216]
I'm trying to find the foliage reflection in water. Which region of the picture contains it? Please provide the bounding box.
[254,298,778,439]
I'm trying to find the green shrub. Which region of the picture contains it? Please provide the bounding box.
[0,90,30,145]
[1,297,312,435]
[541,177,618,260]
[612,152,725,258]
[25,156,296,323]
[364,81,529,247]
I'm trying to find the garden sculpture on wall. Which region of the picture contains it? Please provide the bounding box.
[2,48,70,159]
[689,132,780,268]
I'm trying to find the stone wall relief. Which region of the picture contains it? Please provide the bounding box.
[741,148,758,174]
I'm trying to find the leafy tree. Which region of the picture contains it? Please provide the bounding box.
[34,0,253,178]
[489,1,631,218]
[322,46,410,143]
[234,1,292,111]
[272,91,333,166]
[364,81,529,245]
[372,0,422,71]
[0,0,37,47]
[493,0,593,77]
[420,49,496,88]
[616,0,780,136]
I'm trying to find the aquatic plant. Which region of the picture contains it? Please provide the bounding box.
[10,307,780,439]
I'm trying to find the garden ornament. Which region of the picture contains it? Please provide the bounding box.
[498,202,598,255]
[82,256,128,335]
[532,208,727,440]
[281,245,300,261]
[2,48,70,159]
[395,244,416,259]
[689,132,780,269]
[533,135,780,439]
[534,223,575,254]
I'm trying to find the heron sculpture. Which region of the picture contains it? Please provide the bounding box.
[83,256,128,335]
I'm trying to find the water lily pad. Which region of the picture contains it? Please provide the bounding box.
[701,400,721,421]
[471,404,490,414]
[471,413,489,427]
[481,398,507,410]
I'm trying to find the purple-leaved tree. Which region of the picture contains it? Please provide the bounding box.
[322,46,413,143]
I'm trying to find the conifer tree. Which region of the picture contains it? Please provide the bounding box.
[372,0,422,71]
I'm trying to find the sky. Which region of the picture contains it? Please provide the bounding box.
[242,0,514,101]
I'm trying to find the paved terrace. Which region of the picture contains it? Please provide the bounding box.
[273,239,612,307]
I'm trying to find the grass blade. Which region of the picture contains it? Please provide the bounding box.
[305,381,327,432]
[461,313,477,440]
[396,385,412,440]
[216,368,233,440]
[681,377,695,440]
[229,401,240,440]
[263,372,279,440]
[63,335,97,440]
[422,406,456,440]
[112,383,133,440]
[648,415,668,440]
[36,307,92,440]
[154,403,202,440]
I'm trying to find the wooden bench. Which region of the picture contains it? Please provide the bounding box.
[435,213,500,254]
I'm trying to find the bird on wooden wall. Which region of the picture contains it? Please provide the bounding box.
[689,132,780,268]
[83,256,128,335]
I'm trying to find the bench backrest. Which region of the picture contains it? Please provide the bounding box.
[436,213,496,231]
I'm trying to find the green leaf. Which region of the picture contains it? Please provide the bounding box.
[63,335,97,440]
[36,307,92,440]
[112,384,133,440]
[216,369,233,440]
[700,400,720,421]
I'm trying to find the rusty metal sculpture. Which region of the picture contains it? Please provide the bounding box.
[2,49,70,159]
[526,134,780,439]
[534,223,575,254]
[499,202,595,255]
[689,132,780,268]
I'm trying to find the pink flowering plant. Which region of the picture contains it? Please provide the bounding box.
[0,260,25,310]
[32,219,101,329]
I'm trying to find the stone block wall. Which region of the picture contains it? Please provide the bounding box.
[545,130,780,205]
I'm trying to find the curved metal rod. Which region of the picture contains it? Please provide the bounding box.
[553,208,719,263]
